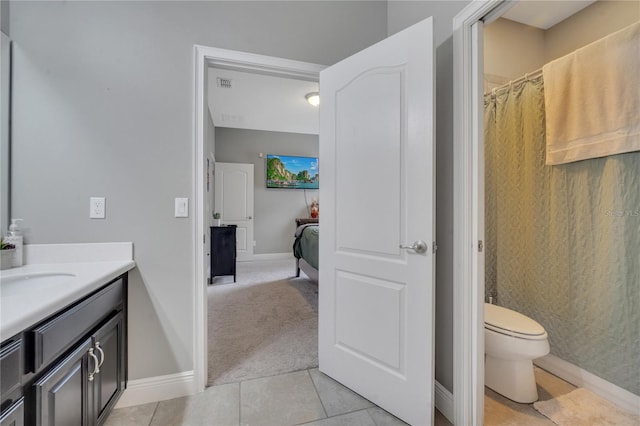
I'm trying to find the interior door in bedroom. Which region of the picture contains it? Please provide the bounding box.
[214,162,254,261]
[318,17,436,426]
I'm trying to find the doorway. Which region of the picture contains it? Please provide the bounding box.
[192,45,324,392]
[454,1,640,424]
[194,17,438,424]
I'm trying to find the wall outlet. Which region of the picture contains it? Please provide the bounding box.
[90,197,106,219]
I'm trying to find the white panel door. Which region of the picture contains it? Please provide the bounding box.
[214,162,254,261]
[319,18,435,425]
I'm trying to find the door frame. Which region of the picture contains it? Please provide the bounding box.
[192,45,324,391]
[452,0,516,424]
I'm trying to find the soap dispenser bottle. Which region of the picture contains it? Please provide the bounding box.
[7,219,24,267]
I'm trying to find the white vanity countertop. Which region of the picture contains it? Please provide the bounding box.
[0,243,135,340]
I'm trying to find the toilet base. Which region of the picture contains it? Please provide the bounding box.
[485,355,539,403]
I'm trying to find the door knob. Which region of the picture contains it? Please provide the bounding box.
[399,240,428,254]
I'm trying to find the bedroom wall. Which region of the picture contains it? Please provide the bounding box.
[215,127,319,255]
[9,0,386,383]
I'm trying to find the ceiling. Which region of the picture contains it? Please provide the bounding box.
[208,67,319,135]
[208,0,598,135]
[502,0,596,30]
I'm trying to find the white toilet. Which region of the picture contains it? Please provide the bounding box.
[484,303,550,403]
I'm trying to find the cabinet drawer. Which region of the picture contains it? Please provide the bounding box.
[0,338,22,411]
[31,279,123,373]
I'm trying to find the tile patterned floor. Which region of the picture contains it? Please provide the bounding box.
[106,366,579,426]
[106,368,427,426]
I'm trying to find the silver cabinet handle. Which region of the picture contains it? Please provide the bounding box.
[95,342,105,369]
[399,240,428,254]
[88,348,100,381]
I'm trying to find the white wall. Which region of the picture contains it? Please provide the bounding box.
[9,0,387,382]
[387,0,473,394]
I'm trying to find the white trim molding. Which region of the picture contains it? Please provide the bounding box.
[535,355,640,416]
[115,371,195,409]
[453,1,506,425]
[192,45,324,394]
[434,381,455,424]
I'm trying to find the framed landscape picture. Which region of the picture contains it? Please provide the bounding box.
[266,154,319,189]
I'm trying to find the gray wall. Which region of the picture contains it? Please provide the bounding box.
[388,0,473,394]
[0,1,8,35]
[215,128,318,255]
[9,1,386,381]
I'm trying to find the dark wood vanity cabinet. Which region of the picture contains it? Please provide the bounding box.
[0,338,23,422]
[0,398,23,426]
[210,226,236,283]
[0,274,127,426]
[31,312,124,426]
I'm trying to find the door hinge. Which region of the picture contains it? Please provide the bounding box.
[432,241,438,254]
[203,234,206,244]
[478,240,484,252]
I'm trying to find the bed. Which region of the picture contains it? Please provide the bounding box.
[293,224,319,283]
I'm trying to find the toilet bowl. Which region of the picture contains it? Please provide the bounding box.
[484,303,550,403]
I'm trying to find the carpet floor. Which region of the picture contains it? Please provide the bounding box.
[207,259,318,386]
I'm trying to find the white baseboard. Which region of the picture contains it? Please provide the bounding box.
[250,253,294,261]
[435,380,455,424]
[535,354,640,415]
[115,370,195,408]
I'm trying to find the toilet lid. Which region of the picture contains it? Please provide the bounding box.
[484,303,547,339]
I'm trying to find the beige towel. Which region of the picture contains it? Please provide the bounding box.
[543,22,640,165]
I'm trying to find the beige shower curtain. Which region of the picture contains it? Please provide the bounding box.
[484,75,640,395]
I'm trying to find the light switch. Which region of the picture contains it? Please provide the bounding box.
[175,198,189,218]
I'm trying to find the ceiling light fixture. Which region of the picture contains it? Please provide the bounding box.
[305,92,320,107]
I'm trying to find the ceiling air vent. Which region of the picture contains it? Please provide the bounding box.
[216,77,233,89]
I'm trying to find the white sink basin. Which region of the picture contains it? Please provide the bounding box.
[1,272,76,295]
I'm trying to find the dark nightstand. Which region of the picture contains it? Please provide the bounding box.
[210,226,236,283]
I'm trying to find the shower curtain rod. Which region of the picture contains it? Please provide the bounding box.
[488,67,543,95]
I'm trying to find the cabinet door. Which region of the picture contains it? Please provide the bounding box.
[1,338,22,411]
[210,227,236,279]
[32,339,93,426]
[0,398,24,426]
[92,314,124,426]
